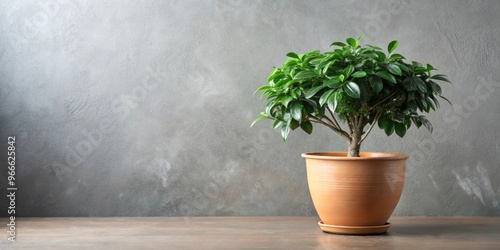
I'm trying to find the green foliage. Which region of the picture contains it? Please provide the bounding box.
[252,37,451,146]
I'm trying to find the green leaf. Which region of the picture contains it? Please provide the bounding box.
[378,115,390,130]
[408,101,418,112]
[300,120,313,134]
[415,66,427,74]
[303,98,318,112]
[283,112,291,122]
[286,52,299,59]
[259,89,270,100]
[339,74,345,82]
[250,115,267,127]
[306,50,320,56]
[389,53,405,61]
[419,97,429,111]
[344,81,361,98]
[412,77,427,93]
[290,89,298,99]
[290,102,303,121]
[439,95,452,105]
[358,47,373,54]
[376,71,397,84]
[346,37,358,48]
[327,92,339,113]
[431,96,442,108]
[385,123,395,136]
[411,116,422,128]
[330,42,346,47]
[429,81,442,95]
[304,85,324,98]
[370,76,383,94]
[362,52,379,59]
[351,71,367,78]
[267,71,284,83]
[394,122,407,137]
[398,63,410,73]
[430,74,451,83]
[309,57,324,66]
[273,120,283,129]
[421,116,433,132]
[412,61,422,67]
[319,89,335,106]
[364,69,375,75]
[405,118,412,128]
[281,125,291,141]
[426,64,435,71]
[284,58,300,67]
[284,79,298,89]
[293,71,317,80]
[274,77,291,87]
[281,96,293,107]
[263,91,276,100]
[345,65,354,77]
[265,100,277,116]
[427,97,436,111]
[388,40,399,54]
[374,51,387,61]
[324,77,342,88]
[322,60,334,74]
[290,119,300,130]
[368,45,383,50]
[387,64,402,76]
[253,85,270,95]
[315,56,332,66]
[378,115,395,136]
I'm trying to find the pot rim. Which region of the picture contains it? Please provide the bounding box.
[301,151,409,161]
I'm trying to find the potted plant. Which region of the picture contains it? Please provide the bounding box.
[252,37,450,235]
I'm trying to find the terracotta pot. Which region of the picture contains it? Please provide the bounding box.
[302,152,408,234]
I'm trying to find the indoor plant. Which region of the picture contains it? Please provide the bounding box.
[252,37,450,234]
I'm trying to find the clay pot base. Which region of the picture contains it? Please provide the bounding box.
[318,221,391,235]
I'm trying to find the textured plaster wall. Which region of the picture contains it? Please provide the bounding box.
[0,0,499,216]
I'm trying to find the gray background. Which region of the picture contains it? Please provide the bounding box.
[1,0,499,217]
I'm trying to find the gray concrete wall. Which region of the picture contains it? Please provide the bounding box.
[0,0,499,216]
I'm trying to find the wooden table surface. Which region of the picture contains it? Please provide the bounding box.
[1,217,499,249]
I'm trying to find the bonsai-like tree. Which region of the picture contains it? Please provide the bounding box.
[252,37,450,157]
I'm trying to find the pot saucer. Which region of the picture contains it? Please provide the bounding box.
[318,221,391,235]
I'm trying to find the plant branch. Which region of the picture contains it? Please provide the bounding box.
[326,107,342,131]
[358,98,405,145]
[356,115,366,130]
[358,111,383,145]
[307,115,351,141]
[345,116,354,134]
[322,114,339,130]
[369,92,398,111]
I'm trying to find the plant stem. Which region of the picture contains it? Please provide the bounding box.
[347,128,362,157]
[347,116,368,157]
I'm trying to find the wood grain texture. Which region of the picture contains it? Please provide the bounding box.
[1,217,499,249]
